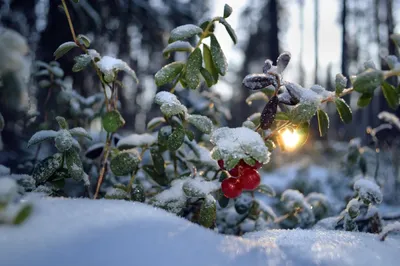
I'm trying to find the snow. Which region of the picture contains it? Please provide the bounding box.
[117,133,157,149]
[380,221,400,241]
[0,177,18,202]
[154,91,188,117]
[210,127,270,169]
[353,178,383,204]
[0,164,11,176]
[378,111,400,131]
[0,198,399,266]
[151,179,186,214]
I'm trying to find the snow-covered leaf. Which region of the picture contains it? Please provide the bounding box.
[155,62,185,87]
[346,199,360,219]
[234,193,253,214]
[56,116,68,129]
[210,127,270,169]
[53,41,78,60]
[69,127,92,140]
[54,130,74,152]
[27,130,57,148]
[147,117,166,131]
[151,179,186,214]
[335,73,347,95]
[162,41,193,58]
[117,133,157,150]
[96,56,138,83]
[242,74,277,91]
[187,114,213,134]
[154,91,188,117]
[378,111,400,130]
[72,54,92,72]
[110,150,140,176]
[185,48,202,90]
[33,153,63,185]
[105,187,129,200]
[77,34,90,48]
[246,91,269,105]
[131,184,145,202]
[150,147,165,175]
[276,52,291,73]
[353,179,382,205]
[182,177,219,198]
[65,149,84,181]
[168,24,203,43]
[210,35,227,76]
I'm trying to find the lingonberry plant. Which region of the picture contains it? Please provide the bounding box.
[2,1,400,237]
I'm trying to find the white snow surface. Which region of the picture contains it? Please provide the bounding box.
[0,198,399,266]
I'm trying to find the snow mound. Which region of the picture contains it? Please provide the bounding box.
[0,198,399,266]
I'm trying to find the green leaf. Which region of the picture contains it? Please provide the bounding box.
[102,110,125,133]
[200,67,214,87]
[317,109,330,137]
[72,54,92,72]
[335,73,347,95]
[275,112,290,121]
[12,204,33,225]
[33,153,63,184]
[203,44,219,84]
[257,184,276,197]
[199,196,216,228]
[158,126,172,149]
[210,35,227,76]
[264,139,276,151]
[69,127,92,140]
[357,93,373,108]
[219,18,237,44]
[150,147,165,175]
[56,116,68,129]
[187,114,213,134]
[27,130,57,148]
[53,41,78,60]
[169,24,203,43]
[185,129,195,141]
[353,70,384,94]
[65,149,84,181]
[0,112,4,131]
[167,127,185,151]
[290,102,318,124]
[142,165,169,186]
[162,41,193,58]
[381,81,399,110]
[154,62,185,87]
[72,0,80,3]
[110,151,140,176]
[77,34,90,47]
[359,155,367,176]
[185,48,202,90]
[296,122,310,148]
[335,98,352,123]
[217,190,230,208]
[38,80,51,88]
[223,4,233,18]
[50,66,64,77]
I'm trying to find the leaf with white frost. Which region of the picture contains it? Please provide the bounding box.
[117,133,157,150]
[168,24,203,43]
[154,62,185,87]
[162,41,193,58]
[69,127,92,140]
[54,41,78,60]
[96,56,138,83]
[187,114,213,134]
[27,130,57,148]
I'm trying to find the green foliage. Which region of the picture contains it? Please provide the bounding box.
[102,110,125,133]
[317,109,329,137]
[335,98,352,124]
[54,41,78,60]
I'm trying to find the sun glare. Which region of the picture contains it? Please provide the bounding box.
[281,129,300,150]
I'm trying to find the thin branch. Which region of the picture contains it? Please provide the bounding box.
[94,133,112,199]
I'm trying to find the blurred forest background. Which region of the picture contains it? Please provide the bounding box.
[0,0,399,165]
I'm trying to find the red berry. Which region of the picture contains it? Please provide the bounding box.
[252,161,263,169]
[238,168,261,191]
[221,177,242,198]
[217,159,225,170]
[228,166,239,177]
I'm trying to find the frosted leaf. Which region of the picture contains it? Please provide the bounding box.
[354,179,382,205]
[169,24,202,43]
[257,200,277,220]
[55,130,74,152]
[378,111,400,131]
[344,212,358,231]
[234,193,253,214]
[151,179,186,214]
[27,130,57,148]
[182,177,219,198]
[162,41,193,58]
[210,127,270,169]
[346,198,360,218]
[310,85,334,98]
[32,185,53,195]
[6,174,35,192]
[154,91,187,117]
[199,194,217,228]
[33,153,63,184]
[187,114,213,134]
[242,73,277,91]
[87,49,100,60]
[105,187,129,200]
[65,149,84,181]
[117,133,157,149]
[96,56,138,83]
[0,165,11,176]
[281,189,315,224]
[69,127,92,140]
[0,177,18,203]
[379,221,400,241]
[276,52,291,73]
[245,91,269,105]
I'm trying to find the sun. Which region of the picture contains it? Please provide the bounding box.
[281,129,300,150]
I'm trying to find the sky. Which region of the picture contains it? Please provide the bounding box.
[211,0,342,100]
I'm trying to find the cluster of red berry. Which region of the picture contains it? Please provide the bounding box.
[218,159,262,199]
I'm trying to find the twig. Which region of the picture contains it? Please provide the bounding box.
[93,133,112,199]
